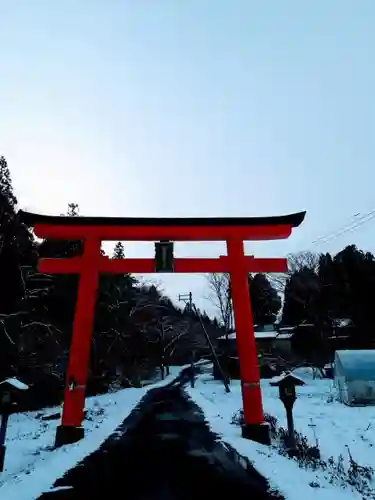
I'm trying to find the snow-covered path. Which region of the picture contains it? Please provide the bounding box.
[36,377,281,500]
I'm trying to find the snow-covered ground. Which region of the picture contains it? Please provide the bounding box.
[0,367,183,500]
[187,365,375,500]
[2,363,375,499]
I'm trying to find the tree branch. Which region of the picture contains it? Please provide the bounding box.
[0,319,15,345]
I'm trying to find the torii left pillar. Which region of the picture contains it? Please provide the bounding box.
[55,239,101,446]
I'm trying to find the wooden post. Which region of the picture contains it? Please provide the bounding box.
[0,412,9,472]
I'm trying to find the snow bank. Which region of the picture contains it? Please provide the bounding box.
[0,367,183,500]
[187,367,375,500]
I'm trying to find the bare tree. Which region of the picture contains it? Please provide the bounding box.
[205,273,233,333]
[145,315,197,379]
[136,276,165,294]
[269,251,320,294]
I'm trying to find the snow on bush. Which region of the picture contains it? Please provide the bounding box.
[231,409,375,498]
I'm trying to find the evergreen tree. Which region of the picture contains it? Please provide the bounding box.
[0,157,31,314]
[38,203,83,328]
[67,202,79,217]
[281,266,320,325]
[249,273,281,326]
[0,156,17,210]
[332,245,375,345]
[316,253,337,325]
[113,242,125,259]
[0,157,36,380]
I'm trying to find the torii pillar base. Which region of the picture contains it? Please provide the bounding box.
[242,422,271,445]
[55,425,84,447]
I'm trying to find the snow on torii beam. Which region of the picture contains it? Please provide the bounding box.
[19,210,305,447]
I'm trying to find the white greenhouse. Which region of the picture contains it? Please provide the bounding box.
[334,350,375,406]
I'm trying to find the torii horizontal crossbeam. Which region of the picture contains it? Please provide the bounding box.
[38,256,288,274]
[34,224,291,241]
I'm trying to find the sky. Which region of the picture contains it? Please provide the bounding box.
[1,0,375,317]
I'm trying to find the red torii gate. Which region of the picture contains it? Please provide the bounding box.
[19,210,305,447]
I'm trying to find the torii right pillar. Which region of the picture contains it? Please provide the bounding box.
[227,238,275,445]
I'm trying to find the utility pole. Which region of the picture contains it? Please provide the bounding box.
[179,292,195,386]
[178,292,230,393]
[178,292,192,312]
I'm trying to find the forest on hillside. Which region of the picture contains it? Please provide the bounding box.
[1,155,375,409]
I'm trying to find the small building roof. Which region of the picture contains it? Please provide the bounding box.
[217,330,293,340]
[0,378,29,391]
[333,318,353,328]
[269,371,305,386]
[327,335,350,340]
[334,350,375,382]
[217,332,236,340]
[278,326,296,332]
[275,333,294,339]
[277,323,314,331]
[255,331,278,339]
[255,324,277,332]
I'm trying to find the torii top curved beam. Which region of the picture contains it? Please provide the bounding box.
[18,210,306,242]
[19,210,306,227]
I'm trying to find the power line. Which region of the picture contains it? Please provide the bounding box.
[322,211,375,245]
[312,209,375,246]
[311,213,362,245]
[310,208,375,250]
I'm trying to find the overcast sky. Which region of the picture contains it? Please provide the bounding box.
[1,1,375,317]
